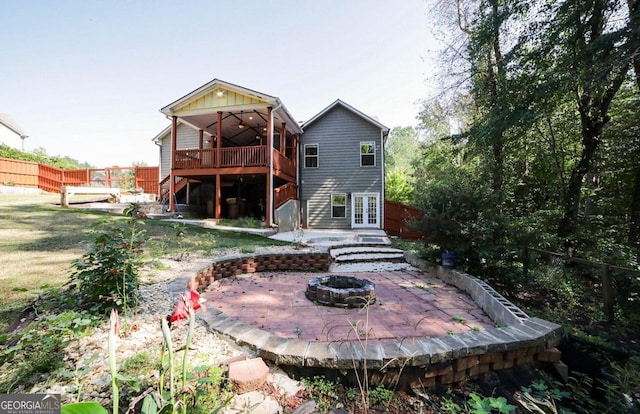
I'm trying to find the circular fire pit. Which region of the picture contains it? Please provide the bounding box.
[305,275,376,308]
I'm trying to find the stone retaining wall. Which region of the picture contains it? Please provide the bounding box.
[188,252,330,288]
[168,251,563,389]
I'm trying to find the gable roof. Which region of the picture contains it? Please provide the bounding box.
[151,118,213,145]
[160,78,302,135]
[0,113,28,138]
[301,99,390,135]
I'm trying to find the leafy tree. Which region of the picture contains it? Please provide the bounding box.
[385,170,414,204]
[535,0,639,237]
[416,100,452,142]
[385,126,420,175]
[626,0,640,251]
[416,0,640,269]
[384,126,421,204]
[0,143,92,169]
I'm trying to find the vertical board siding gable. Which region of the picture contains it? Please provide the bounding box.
[299,105,383,229]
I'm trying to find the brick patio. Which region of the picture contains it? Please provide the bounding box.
[168,251,562,388]
[203,269,496,343]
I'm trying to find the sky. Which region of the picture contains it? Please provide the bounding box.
[0,0,442,167]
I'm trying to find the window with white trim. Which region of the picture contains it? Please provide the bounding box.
[331,193,346,218]
[360,141,375,166]
[304,144,318,168]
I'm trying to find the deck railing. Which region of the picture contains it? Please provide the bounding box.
[273,149,296,178]
[221,146,266,167]
[174,148,217,169]
[274,182,298,208]
[174,146,269,169]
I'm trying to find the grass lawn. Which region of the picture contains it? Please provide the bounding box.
[0,194,290,332]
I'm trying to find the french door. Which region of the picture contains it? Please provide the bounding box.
[351,193,380,228]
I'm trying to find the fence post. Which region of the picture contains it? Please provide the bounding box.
[601,264,614,323]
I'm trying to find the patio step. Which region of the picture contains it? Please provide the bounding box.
[330,261,412,272]
[330,246,404,259]
[328,243,408,272]
[333,252,406,263]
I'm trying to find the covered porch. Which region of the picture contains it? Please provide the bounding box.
[159,79,302,226]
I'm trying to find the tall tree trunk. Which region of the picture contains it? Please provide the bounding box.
[628,0,640,248]
[489,0,506,199]
[557,109,604,237]
[557,0,632,238]
[630,166,640,248]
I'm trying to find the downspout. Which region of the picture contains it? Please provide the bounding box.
[269,102,283,227]
[380,129,385,229]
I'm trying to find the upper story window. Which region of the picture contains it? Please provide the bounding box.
[304,144,318,168]
[360,141,375,166]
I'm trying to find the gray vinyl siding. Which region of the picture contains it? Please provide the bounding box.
[159,123,200,179]
[159,133,170,179]
[299,105,383,229]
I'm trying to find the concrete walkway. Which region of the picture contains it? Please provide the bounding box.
[269,228,389,246]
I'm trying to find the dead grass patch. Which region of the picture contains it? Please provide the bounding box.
[0,196,108,331]
[0,194,292,331]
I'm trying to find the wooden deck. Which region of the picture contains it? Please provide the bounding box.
[174,146,295,179]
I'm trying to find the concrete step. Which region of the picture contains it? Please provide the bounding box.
[330,246,403,259]
[329,261,413,272]
[327,241,391,250]
[333,252,406,263]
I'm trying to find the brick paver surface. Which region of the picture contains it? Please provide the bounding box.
[202,268,496,343]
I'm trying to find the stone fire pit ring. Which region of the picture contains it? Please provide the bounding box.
[305,275,376,308]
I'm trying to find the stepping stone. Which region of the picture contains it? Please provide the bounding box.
[228,391,282,414]
[228,357,269,394]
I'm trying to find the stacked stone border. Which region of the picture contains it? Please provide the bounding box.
[168,250,562,388]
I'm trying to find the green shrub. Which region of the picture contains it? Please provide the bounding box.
[301,376,339,413]
[0,311,95,392]
[368,384,395,406]
[70,213,145,314]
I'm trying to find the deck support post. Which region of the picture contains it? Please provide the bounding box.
[266,107,273,227]
[216,111,222,168]
[215,174,221,220]
[169,116,177,212]
[280,122,286,154]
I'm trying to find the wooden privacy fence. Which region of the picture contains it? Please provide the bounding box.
[0,158,39,188]
[0,157,159,196]
[384,199,423,239]
[523,247,640,323]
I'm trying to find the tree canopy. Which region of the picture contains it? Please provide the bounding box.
[401,0,640,272]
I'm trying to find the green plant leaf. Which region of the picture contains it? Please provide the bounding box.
[158,403,174,414]
[61,402,108,414]
[116,373,141,392]
[141,394,159,414]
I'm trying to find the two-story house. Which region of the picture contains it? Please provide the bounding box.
[154,78,389,230]
[299,100,389,229]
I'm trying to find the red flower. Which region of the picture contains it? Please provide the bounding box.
[168,290,206,325]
